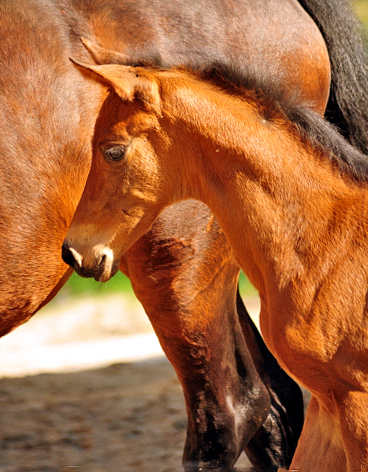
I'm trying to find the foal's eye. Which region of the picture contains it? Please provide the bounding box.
[103,146,126,162]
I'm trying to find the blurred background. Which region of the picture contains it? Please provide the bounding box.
[355,0,368,24]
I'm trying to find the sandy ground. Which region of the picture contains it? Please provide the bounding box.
[0,291,300,472]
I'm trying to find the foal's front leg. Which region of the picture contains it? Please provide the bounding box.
[291,391,368,472]
[290,395,347,472]
[120,200,302,470]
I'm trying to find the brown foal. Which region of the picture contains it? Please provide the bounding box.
[63,63,368,471]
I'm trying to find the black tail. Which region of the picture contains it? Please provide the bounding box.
[298,0,368,154]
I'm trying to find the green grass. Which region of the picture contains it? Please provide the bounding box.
[355,0,368,27]
[63,270,134,297]
[238,272,258,297]
[60,268,256,300]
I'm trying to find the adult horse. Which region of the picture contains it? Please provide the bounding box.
[1,0,367,469]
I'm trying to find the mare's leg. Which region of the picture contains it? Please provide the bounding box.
[237,298,303,469]
[120,200,303,470]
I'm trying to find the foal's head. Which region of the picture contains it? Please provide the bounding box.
[63,63,177,281]
[62,56,368,283]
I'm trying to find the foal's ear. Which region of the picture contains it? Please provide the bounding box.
[71,59,161,112]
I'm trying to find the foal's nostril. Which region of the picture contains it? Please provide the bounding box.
[98,254,107,269]
[62,243,82,269]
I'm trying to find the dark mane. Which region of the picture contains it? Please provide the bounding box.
[190,60,368,184]
[288,105,368,183]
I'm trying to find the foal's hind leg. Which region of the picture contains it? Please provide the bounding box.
[120,200,303,470]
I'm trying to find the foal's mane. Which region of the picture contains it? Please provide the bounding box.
[121,52,368,183]
[192,60,368,184]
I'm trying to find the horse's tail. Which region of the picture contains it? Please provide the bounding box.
[298,0,368,154]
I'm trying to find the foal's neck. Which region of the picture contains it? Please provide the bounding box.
[160,73,368,294]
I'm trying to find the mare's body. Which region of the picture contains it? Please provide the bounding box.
[63,62,368,472]
[2,0,368,468]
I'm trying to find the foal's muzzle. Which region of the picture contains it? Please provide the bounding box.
[61,242,119,282]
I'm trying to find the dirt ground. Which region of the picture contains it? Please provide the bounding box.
[0,292,303,472]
